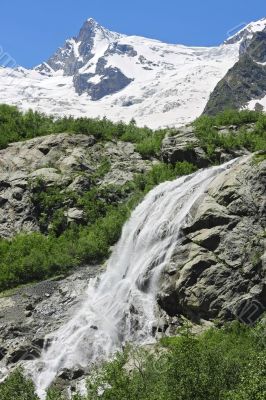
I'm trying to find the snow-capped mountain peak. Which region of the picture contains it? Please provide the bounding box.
[35,18,122,78]
[78,17,122,43]
[225,17,266,45]
[1,17,265,128]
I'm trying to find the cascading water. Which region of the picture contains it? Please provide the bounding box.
[31,159,237,398]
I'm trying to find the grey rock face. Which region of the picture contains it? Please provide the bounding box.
[0,265,103,381]
[37,19,115,77]
[0,133,152,238]
[74,65,133,100]
[158,156,266,324]
[106,42,137,57]
[161,126,210,168]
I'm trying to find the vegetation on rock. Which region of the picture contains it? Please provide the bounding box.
[0,104,166,158]
[1,322,265,400]
[0,161,196,292]
[0,105,265,292]
[194,109,266,157]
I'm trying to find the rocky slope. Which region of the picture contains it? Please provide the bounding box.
[204,24,266,115]
[0,133,152,238]
[0,265,103,382]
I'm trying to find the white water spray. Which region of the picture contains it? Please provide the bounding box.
[32,160,237,397]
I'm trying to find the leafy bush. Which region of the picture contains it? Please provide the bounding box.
[85,322,266,400]
[133,162,197,193]
[135,131,166,158]
[194,109,266,157]
[0,205,128,291]
[0,104,167,153]
[0,369,38,400]
[1,322,265,399]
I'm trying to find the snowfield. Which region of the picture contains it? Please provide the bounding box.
[0,17,265,129]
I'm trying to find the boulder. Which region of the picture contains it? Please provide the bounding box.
[161,126,209,167]
[64,208,85,223]
[30,168,62,185]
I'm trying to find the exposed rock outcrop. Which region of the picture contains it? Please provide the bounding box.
[161,125,249,167]
[0,152,265,388]
[161,126,209,167]
[0,265,103,381]
[0,133,152,238]
[158,155,266,323]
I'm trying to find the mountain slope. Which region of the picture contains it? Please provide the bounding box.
[204,18,266,115]
[0,18,241,128]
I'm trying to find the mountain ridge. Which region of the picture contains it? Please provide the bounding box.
[0,18,264,128]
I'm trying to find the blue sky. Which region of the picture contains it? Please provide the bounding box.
[1,0,265,68]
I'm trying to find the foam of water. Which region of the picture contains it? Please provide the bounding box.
[31,159,237,397]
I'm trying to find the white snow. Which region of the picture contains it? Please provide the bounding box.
[247,95,266,111]
[226,17,266,43]
[68,39,82,61]
[242,17,266,35]
[0,19,261,129]
[255,61,266,66]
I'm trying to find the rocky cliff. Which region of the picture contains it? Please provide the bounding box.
[159,155,266,324]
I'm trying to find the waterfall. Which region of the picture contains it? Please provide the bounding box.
[31,159,237,397]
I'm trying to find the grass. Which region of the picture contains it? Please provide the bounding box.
[252,152,266,164]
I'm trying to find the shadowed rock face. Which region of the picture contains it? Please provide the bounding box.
[204,28,266,115]
[158,156,266,324]
[161,126,209,168]
[73,58,133,100]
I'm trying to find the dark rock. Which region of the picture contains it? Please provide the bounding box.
[58,367,85,381]
[0,196,8,206]
[24,311,32,318]
[7,345,41,364]
[25,304,34,311]
[0,347,7,361]
[90,325,98,330]
[204,28,266,114]
[74,66,133,100]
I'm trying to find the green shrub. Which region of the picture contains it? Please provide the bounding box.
[85,322,266,400]
[1,322,265,400]
[0,369,38,400]
[194,110,266,157]
[135,131,165,158]
[0,104,167,152]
